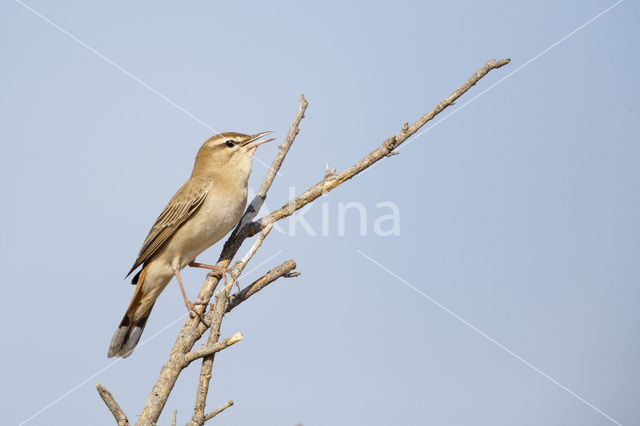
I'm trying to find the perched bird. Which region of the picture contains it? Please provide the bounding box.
[108,131,274,358]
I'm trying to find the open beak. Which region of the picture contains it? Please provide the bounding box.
[243,131,275,150]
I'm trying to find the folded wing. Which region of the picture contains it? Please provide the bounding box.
[126,177,213,277]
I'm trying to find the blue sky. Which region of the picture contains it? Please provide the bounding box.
[1,1,638,425]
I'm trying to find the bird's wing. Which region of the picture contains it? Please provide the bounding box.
[126,177,213,277]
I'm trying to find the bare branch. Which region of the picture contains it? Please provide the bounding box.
[218,94,309,258]
[244,58,511,237]
[184,332,243,364]
[171,410,177,426]
[187,295,227,424]
[227,259,298,312]
[232,223,274,277]
[187,224,277,425]
[97,383,130,426]
[187,258,296,424]
[204,400,234,423]
[245,94,310,223]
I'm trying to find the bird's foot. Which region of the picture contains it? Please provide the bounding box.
[185,299,207,321]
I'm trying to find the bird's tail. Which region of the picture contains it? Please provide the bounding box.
[108,264,157,358]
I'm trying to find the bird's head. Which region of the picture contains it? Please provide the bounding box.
[192,131,274,180]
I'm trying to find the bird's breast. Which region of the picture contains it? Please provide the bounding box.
[197,189,247,237]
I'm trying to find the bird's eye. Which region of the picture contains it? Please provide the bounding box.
[225,140,235,148]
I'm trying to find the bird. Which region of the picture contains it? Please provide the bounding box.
[107,131,274,358]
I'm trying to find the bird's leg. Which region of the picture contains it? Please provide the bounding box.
[188,261,230,275]
[188,260,241,292]
[172,268,206,320]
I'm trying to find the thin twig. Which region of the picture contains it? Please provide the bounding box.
[97,383,130,426]
[240,94,310,228]
[171,410,177,426]
[184,332,243,364]
[244,58,511,238]
[204,400,234,422]
[227,260,298,312]
[232,223,274,277]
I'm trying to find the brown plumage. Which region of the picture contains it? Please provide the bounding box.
[108,131,273,358]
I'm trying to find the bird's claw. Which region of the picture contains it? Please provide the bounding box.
[186,299,207,321]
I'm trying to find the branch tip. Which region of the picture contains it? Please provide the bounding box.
[183,332,244,364]
[227,259,298,312]
[97,383,129,426]
[204,400,234,422]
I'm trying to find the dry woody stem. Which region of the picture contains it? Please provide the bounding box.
[183,332,243,364]
[227,259,298,312]
[204,400,234,422]
[244,59,511,238]
[97,383,130,426]
[97,59,510,425]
